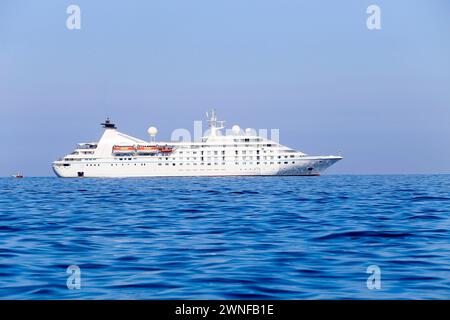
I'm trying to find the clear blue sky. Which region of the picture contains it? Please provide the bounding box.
[1,0,449,176]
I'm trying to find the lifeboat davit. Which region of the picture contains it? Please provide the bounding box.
[112,145,135,154]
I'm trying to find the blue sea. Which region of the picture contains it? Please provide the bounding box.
[1,175,450,299]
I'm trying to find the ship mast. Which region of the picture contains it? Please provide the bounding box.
[206,109,225,136]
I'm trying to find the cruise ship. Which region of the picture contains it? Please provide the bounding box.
[52,111,342,178]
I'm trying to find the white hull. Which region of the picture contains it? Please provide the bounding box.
[53,156,341,178]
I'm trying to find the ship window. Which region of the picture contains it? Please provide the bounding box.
[284,161,288,164]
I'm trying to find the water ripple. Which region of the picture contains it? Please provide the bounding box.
[0,175,450,299]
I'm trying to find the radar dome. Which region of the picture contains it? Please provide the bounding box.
[232,125,241,135]
[147,126,158,136]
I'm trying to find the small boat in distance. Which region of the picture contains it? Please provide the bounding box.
[12,173,24,178]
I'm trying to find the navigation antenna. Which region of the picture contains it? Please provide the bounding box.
[206,109,225,136]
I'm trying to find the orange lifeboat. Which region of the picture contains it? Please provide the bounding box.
[136,145,158,154]
[158,146,173,153]
[112,145,135,154]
